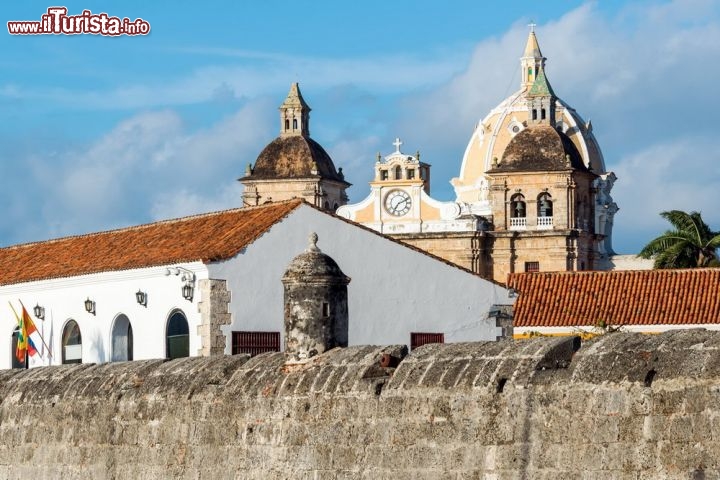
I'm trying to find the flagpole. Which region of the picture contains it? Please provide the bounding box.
[18,300,53,359]
[8,301,21,327]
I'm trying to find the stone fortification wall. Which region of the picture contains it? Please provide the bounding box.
[0,330,718,479]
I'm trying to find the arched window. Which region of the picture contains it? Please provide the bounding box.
[394,165,402,180]
[324,201,330,210]
[166,310,189,360]
[11,327,26,369]
[111,314,133,362]
[333,203,339,210]
[62,320,82,364]
[284,119,290,131]
[541,108,546,120]
[292,118,298,130]
[538,193,553,217]
[532,109,538,121]
[510,194,526,218]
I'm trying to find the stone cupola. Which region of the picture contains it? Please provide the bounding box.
[239,83,351,211]
[282,233,351,362]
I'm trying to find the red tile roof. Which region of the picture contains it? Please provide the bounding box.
[508,269,720,327]
[0,200,303,286]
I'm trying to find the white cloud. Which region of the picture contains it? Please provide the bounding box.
[3,0,720,256]
[14,99,276,241]
[611,137,720,251]
[0,50,471,111]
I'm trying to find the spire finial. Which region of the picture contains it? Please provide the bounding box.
[528,21,536,33]
[393,137,403,153]
[307,232,320,252]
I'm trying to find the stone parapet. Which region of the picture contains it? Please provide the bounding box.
[0,331,719,478]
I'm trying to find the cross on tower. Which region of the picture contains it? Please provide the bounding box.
[528,21,536,33]
[393,137,403,153]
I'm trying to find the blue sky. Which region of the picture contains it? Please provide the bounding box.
[1,0,719,254]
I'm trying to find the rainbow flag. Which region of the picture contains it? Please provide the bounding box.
[15,305,39,362]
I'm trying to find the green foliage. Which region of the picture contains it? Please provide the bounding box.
[639,210,720,269]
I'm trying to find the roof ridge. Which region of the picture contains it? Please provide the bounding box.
[2,199,304,252]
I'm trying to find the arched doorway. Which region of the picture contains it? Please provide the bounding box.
[11,327,26,369]
[111,314,133,362]
[62,320,82,364]
[166,310,189,360]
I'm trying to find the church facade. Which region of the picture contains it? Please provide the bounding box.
[337,28,619,284]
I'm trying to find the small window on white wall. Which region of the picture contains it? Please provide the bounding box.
[62,320,82,364]
[166,310,189,360]
[111,314,133,362]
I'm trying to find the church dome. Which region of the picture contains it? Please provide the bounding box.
[248,135,347,183]
[452,29,607,203]
[493,125,587,172]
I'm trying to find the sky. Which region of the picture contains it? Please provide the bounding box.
[1,0,719,254]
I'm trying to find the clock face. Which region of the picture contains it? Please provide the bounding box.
[384,190,412,216]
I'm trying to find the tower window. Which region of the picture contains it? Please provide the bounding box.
[525,262,540,273]
[532,109,538,121]
[510,194,526,218]
[541,108,546,120]
[292,118,298,130]
[538,193,553,217]
[381,170,389,181]
[285,119,290,131]
[407,169,415,179]
[394,165,402,180]
[322,302,330,317]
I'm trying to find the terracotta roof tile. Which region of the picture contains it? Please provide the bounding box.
[508,269,720,327]
[0,200,303,286]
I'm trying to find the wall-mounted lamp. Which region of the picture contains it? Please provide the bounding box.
[33,304,45,320]
[182,284,194,301]
[166,266,196,302]
[84,298,96,315]
[136,289,147,307]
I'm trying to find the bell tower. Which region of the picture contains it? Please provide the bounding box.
[280,82,310,138]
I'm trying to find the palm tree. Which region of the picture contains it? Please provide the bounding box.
[639,210,720,269]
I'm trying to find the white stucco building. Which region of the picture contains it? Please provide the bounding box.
[1,200,512,370]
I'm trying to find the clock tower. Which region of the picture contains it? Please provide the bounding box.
[337,138,435,234]
[337,139,489,272]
